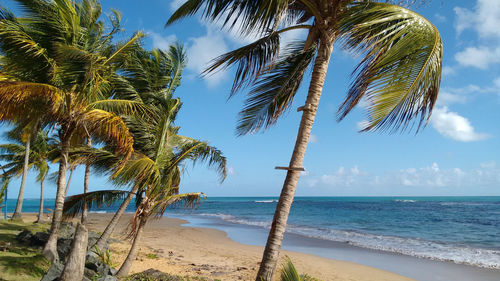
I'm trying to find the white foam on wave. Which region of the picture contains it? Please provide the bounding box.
[197,212,500,269]
[90,211,107,213]
[394,199,417,203]
[254,200,278,203]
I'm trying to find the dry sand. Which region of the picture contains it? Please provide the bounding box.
[83,213,413,281]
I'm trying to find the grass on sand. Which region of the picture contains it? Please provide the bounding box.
[0,219,51,281]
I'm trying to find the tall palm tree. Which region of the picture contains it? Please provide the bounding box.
[93,44,188,250]
[64,74,227,277]
[0,0,144,262]
[168,1,442,280]
[0,130,55,223]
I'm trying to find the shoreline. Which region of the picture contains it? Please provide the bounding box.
[177,214,500,281]
[86,213,414,281]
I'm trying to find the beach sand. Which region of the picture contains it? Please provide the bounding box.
[83,213,413,281]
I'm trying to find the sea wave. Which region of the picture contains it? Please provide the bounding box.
[254,200,278,203]
[394,199,417,203]
[196,212,500,269]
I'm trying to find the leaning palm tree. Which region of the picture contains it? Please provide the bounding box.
[92,44,188,250]
[0,130,55,223]
[0,0,144,262]
[168,1,442,280]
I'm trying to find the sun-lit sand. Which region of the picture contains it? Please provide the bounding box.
[83,213,413,281]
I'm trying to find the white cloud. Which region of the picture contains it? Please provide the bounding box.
[228,167,236,175]
[442,66,456,76]
[309,134,318,143]
[307,162,500,189]
[185,28,229,86]
[170,0,186,11]
[430,106,489,142]
[434,13,446,23]
[454,1,500,69]
[150,32,178,50]
[320,166,366,187]
[454,0,500,38]
[455,46,500,69]
[436,91,467,106]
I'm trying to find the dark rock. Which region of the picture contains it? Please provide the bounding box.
[32,232,49,246]
[57,238,73,261]
[97,263,112,276]
[97,276,117,281]
[87,231,100,247]
[109,268,117,276]
[126,269,185,281]
[16,230,33,244]
[84,267,97,279]
[41,262,64,281]
[59,222,76,239]
[85,253,100,270]
[237,266,248,271]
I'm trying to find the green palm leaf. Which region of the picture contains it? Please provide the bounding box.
[337,2,442,132]
[62,189,130,218]
[237,41,317,135]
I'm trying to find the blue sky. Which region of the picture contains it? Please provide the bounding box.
[2,0,500,198]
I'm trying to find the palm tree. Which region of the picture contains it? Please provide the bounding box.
[0,0,144,262]
[168,1,442,280]
[64,70,227,277]
[93,44,188,250]
[0,130,55,223]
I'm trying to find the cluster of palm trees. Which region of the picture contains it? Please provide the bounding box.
[1,0,443,280]
[0,0,226,280]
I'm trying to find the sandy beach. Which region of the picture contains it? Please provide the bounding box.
[84,213,413,281]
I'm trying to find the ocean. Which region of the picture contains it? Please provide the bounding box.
[5,196,500,270]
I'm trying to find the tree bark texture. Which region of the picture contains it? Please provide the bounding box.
[116,217,146,278]
[64,167,75,197]
[59,223,88,281]
[11,137,30,220]
[36,179,45,223]
[256,38,334,281]
[43,130,72,262]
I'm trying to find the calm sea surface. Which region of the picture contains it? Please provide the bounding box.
[5,196,500,269]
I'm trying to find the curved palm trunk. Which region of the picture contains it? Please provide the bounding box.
[64,167,75,197]
[256,38,334,281]
[43,129,73,262]
[116,217,146,278]
[36,178,45,223]
[60,162,90,280]
[94,184,139,250]
[11,137,30,220]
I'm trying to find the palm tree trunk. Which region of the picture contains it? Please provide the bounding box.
[43,128,73,262]
[64,167,75,197]
[256,38,334,281]
[36,178,45,223]
[94,184,138,250]
[116,217,146,278]
[11,137,30,220]
[60,153,91,280]
[59,222,88,281]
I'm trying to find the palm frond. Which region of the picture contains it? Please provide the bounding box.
[0,81,63,121]
[166,0,290,36]
[280,258,301,281]
[337,2,442,132]
[63,189,130,218]
[87,99,151,117]
[237,41,317,135]
[81,109,134,158]
[205,31,281,95]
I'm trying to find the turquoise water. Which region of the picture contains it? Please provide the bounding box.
[5,196,500,268]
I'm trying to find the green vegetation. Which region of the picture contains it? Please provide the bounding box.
[145,253,159,260]
[91,245,119,268]
[0,220,50,281]
[279,258,320,281]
